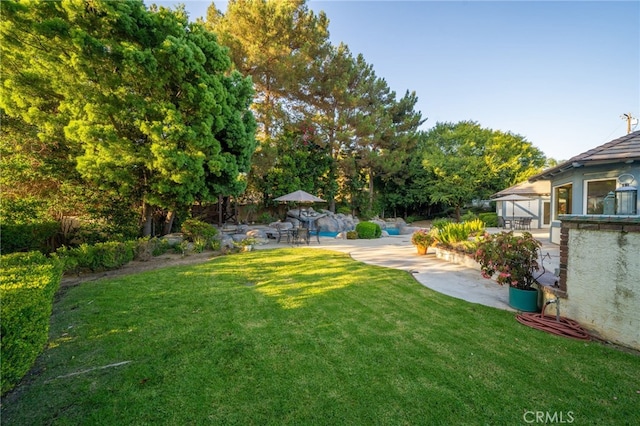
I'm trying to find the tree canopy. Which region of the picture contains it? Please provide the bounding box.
[206,2,427,214]
[1,0,551,243]
[1,0,256,235]
[419,121,546,220]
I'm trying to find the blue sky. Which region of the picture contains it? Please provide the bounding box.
[153,1,639,162]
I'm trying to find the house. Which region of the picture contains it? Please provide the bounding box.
[528,130,640,244]
[527,131,640,350]
[491,180,551,229]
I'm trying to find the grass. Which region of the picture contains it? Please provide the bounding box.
[2,248,639,425]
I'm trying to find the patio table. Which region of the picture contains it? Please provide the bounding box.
[291,227,309,245]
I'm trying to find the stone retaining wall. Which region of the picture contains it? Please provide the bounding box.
[434,247,481,271]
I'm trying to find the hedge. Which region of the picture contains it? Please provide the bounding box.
[1,252,63,395]
[1,221,60,254]
[355,221,382,239]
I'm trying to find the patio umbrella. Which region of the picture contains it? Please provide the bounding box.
[273,190,326,203]
[492,194,532,226]
[273,190,326,224]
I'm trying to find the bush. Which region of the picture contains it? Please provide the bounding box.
[464,218,486,236]
[0,221,60,254]
[478,212,498,227]
[181,219,218,244]
[134,237,171,261]
[56,241,135,273]
[473,231,542,290]
[434,223,470,247]
[460,211,478,222]
[346,230,358,239]
[355,221,382,239]
[257,212,276,224]
[1,252,63,394]
[431,218,453,230]
[405,215,424,224]
[432,219,486,248]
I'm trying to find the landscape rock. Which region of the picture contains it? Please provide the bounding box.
[162,233,184,245]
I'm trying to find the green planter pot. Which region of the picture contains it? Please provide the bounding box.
[508,287,539,312]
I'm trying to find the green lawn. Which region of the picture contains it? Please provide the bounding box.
[2,249,639,425]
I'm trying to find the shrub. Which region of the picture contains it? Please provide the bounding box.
[432,219,486,248]
[337,206,352,215]
[447,240,479,255]
[0,221,60,254]
[210,239,222,251]
[134,237,171,261]
[473,231,542,290]
[181,219,218,244]
[56,241,135,273]
[258,212,276,224]
[1,252,63,394]
[464,218,486,236]
[346,230,358,240]
[405,215,424,224]
[431,218,453,230]
[461,211,478,222]
[478,212,498,227]
[355,221,382,239]
[434,223,471,247]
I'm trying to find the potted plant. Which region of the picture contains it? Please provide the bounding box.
[473,231,542,312]
[411,229,436,255]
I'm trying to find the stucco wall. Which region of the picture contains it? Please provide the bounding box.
[541,217,640,350]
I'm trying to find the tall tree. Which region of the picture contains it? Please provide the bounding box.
[420,121,546,221]
[1,0,256,236]
[205,0,328,142]
[300,43,362,211]
[374,91,427,217]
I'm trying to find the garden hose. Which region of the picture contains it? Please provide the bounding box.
[516,300,591,341]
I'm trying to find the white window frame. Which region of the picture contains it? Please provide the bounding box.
[583,178,617,215]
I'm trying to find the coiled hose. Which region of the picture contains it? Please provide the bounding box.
[516,300,591,341]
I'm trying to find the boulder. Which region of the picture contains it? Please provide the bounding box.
[218,234,235,249]
[162,233,184,246]
[246,229,270,245]
[280,208,357,234]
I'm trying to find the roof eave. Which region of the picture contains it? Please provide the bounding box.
[529,157,640,182]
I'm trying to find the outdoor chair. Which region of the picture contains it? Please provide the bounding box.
[274,223,292,243]
[519,217,532,230]
[306,220,321,243]
[500,217,513,229]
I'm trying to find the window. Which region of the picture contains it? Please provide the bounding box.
[543,201,551,225]
[554,184,572,219]
[586,179,616,214]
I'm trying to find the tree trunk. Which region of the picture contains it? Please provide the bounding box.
[142,202,153,237]
[163,210,175,235]
[368,169,374,213]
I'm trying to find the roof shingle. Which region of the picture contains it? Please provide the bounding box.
[530,130,640,181]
